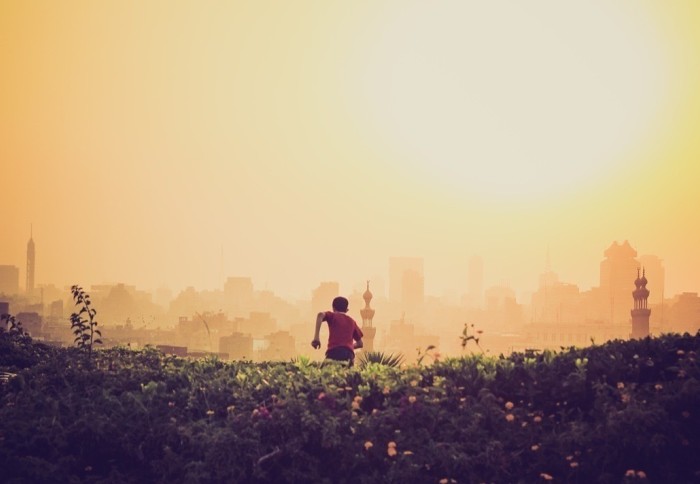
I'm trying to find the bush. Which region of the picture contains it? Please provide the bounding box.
[0,333,698,482]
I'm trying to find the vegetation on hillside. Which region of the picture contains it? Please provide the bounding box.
[0,322,698,483]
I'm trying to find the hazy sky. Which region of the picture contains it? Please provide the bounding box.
[2,1,699,300]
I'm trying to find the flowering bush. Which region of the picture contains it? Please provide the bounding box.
[0,330,698,482]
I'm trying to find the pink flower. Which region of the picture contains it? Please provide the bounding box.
[408,395,417,404]
[505,401,514,410]
[505,414,515,422]
[637,471,647,479]
[533,416,542,423]
[625,470,636,477]
[539,472,553,480]
[364,441,373,450]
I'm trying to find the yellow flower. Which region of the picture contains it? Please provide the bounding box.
[403,450,413,455]
[383,386,391,395]
[439,479,449,484]
[364,441,373,450]
[388,441,397,448]
[387,447,397,457]
[206,410,215,416]
[505,401,514,410]
[410,380,419,387]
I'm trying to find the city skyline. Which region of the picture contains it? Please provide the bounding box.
[0,230,688,310]
[2,2,700,302]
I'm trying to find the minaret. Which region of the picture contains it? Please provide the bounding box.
[26,225,35,297]
[360,281,377,352]
[631,268,650,339]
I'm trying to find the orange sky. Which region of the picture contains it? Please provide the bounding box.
[2,1,700,300]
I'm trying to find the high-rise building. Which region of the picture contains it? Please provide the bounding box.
[600,241,639,324]
[389,257,424,304]
[26,227,35,296]
[631,269,651,339]
[311,281,339,315]
[388,257,424,322]
[360,281,376,351]
[224,277,254,314]
[0,265,20,295]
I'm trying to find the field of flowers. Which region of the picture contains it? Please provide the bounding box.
[1,328,699,483]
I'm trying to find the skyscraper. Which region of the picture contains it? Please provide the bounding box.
[600,241,639,324]
[26,227,35,297]
[389,257,424,304]
[311,281,339,315]
[0,265,20,296]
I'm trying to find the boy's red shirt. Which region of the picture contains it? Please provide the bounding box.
[322,311,363,351]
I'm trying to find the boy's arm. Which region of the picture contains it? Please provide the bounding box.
[311,312,325,349]
[352,323,364,349]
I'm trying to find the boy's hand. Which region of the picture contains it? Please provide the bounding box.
[311,339,321,349]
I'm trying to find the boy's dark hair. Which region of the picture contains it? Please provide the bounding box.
[332,296,349,312]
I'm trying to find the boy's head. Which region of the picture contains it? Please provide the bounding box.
[332,296,349,312]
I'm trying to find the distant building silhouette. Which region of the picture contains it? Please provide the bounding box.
[224,277,254,315]
[600,241,639,324]
[0,265,20,296]
[631,268,651,339]
[26,227,35,297]
[389,257,424,304]
[311,281,339,315]
[665,292,700,335]
[360,281,376,351]
[219,332,254,360]
[0,301,9,318]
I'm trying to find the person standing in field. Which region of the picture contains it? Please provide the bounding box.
[311,296,363,365]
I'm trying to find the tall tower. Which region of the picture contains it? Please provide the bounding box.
[600,241,639,324]
[631,268,651,339]
[360,281,377,352]
[26,226,35,297]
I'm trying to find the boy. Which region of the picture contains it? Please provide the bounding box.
[311,296,363,365]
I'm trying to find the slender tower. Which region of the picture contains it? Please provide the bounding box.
[631,268,650,339]
[26,225,35,297]
[360,281,377,352]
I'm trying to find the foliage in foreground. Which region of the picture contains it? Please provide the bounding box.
[0,330,699,483]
